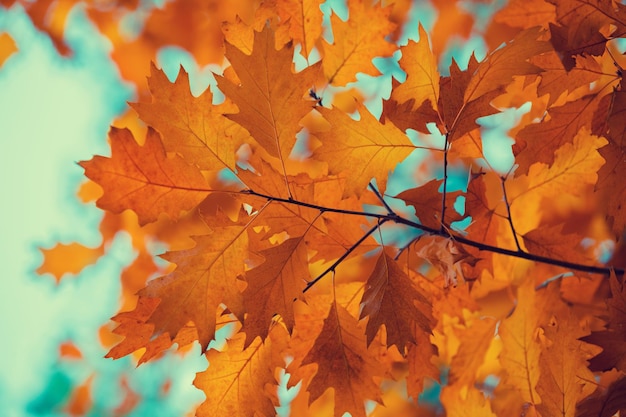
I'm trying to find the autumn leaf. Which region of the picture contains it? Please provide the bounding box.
[321,0,396,85]
[137,220,250,351]
[241,237,310,347]
[312,103,414,198]
[80,127,210,225]
[391,23,439,112]
[513,95,609,174]
[298,303,385,417]
[359,251,432,351]
[448,317,497,388]
[132,63,249,172]
[548,0,626,69]
[536,312,598,417]
[464,27,550,104]
[582,271,626,372]
[275,0,324,59]
[194,325,289,417]
[576,375,626,417]
[36,242,104,284]
[217,26,321,161]
[395,179,463,230]
[498,278,542,406]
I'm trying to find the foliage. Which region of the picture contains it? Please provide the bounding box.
[12,0,626,415]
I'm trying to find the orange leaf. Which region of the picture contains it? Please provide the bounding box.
[536,313,598,417]
[498,278,542,406]
[241,237,310,346]
[138,222,250,351]
[464,27,550,104]
[299,304,384,417]
[391,23,439,112]
[321,0,396,85]
[313,103,414,198]
[448,317,497,387]
[217,26,321,160]
[194,326,288,417]
[132,64,249,172]
[0,32,17,68]
[359,251,432,351]
[395,179,463,230]
[80,127,210,225]
[36,242,104,284]
[275,0,324,59]
[582,271,626,372]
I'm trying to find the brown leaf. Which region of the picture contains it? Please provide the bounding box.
[299,304,385,417]
[395,179,463,230]
[241,237,310,347]
[359,251,433,351]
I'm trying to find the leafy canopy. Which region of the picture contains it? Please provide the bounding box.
[23,0,626,415]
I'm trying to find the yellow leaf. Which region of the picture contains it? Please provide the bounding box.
[392,23,439,111]
[313,104,414,198]
[322,0,396,85]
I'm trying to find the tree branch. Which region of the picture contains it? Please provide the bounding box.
[238,188,624,278]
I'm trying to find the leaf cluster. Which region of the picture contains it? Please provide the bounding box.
[21,0,626,415]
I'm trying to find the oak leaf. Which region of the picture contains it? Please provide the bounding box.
[298,304,385,417]
[513,95,609,174]
[391,23,439,112]
[194,325,289,417]
[395,179,463,230]
[536,313,598,417]
[241,237,310,347]
[359,251,432,351]
[312,103,414,198]
[321,0,396,85]
[80,127,210,225]
[548,0,626,69]
[576,375,626,417]
[275,0,324,59]
[582,271,626,372]
[498,279,542,406]
[137,222,250,351]
[217,26,321,160]
[132,64,248,173]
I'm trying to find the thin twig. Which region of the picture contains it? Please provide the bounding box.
[303,219,389,292]
[500,176,523,252]
[369,182,395,216]
[238,188,624,277]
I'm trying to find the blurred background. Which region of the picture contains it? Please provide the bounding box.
[0,1,520,415]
